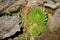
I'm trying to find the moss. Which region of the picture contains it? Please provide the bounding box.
[21,7,47,39]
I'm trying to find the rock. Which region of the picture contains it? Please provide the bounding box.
[0,0,27,13]
[54,0,60,2]
[19,0,27,5]
[27,0,51,5]
[0,15,21,39]
[47,8,60,32]
[3,1,21,13]
[0,0,12,11]
[37,0,51,4]
[26,0,59,9]
[13,37,18,40]
[3,0,27,13]
[26,0,39,7]
[36,0,60,9]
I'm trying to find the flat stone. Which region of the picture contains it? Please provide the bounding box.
[0,15,21,39]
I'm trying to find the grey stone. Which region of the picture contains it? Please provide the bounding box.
[0,15,21,39]
[0,0,27,13]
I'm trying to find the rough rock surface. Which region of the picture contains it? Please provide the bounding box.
[47,8,60,32]
[54,0,60,2]
[0,15,21,39]
[0,0,27,13]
